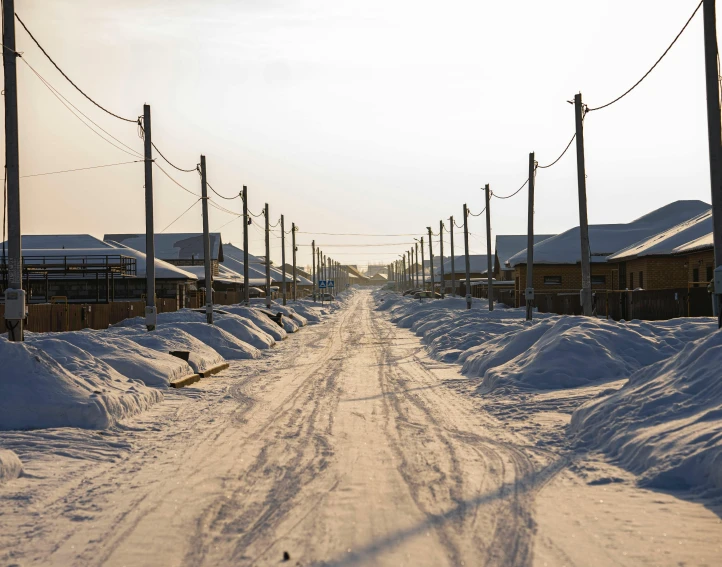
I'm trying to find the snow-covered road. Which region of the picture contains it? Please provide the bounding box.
[1,290,720,566]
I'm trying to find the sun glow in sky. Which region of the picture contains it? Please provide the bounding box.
[5,0,716,270]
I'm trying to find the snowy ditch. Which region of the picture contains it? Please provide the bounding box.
[0,299,333,432]
[377,290,722,493]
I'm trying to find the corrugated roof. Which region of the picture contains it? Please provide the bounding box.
[495,234,554,268]
[608,209,713,260]
[507,200,710,267]
[105,233,224,261]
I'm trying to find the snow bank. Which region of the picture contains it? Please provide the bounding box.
[571,330,722,493]
[113,309,276,350]
[376,290,717,392]
[151,322,260,360]
[222,306,288,341]
[0,450,23,484]
[0,338,163,430]
[109,327,225,374]
[28,331,194,388]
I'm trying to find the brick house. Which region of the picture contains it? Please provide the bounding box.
[607,209,712,289]
[494,234,554,281]
[506,200,710,306]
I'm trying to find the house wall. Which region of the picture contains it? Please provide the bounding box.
[514,263,617,293]
[622,257,688,290]
[684,249,716,286]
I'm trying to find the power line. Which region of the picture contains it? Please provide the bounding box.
[19,159,145,179]
[15,12,137,123]
[208,199,241,216]
[161,198,201,233]
[21,58,143,158]
[536,134,576,169]
[150,141,197,173]
[491,178,528,200]
[207,181,240,200]
[297,231,419,236]
[468,207,486,217]
[153,162,200,197]
[586,0,703,112]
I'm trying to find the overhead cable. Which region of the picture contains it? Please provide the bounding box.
[153,162,200,197]
[15,13,137,123]
[207,181,240,201]
[19,159,145,178]
[161,198,201,233]
[586,0,703,112]
[21,58,143,158]
[491,178,529,200]
[536,134,576,169]
[150,141,198,173]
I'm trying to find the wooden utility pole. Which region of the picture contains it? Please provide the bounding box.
[463,204,472,309]
[439,220,445,298]
[402,255,407,291]
[312,240,316,302]
[141,105,157,331]
[485,185,494,311]
[574,93,593,316]
[264,203,271,308]
[242,186,250,305]
[421,236,426,291]
[200,156,213,324]
[281,215,287,305]
[526,152,536,321]
[703,0,722,325]
[292,223,297,301]
[3,0,23,341]
[449,216,456,297]
[427,227,435,297]
[414,242,419,288]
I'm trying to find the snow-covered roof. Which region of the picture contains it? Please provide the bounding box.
[181,264,245,285]
[18,247,197,281]
[672,232,714,254]
[495,235,554,269]
[608,209,713,261]
[441,254,489,274]
[507,200,710,267]
[222,243,302,285]
[104,233,224,261]
[10,234,114,250]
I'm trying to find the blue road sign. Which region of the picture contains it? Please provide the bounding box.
[319,280,327,289]
[328,280,335,288]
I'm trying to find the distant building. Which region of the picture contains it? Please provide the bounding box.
[506,200,710,305]
[1,234,196,305]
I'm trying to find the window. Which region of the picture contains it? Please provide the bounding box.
[629,272,634,289]
[591,275,606,286]
[543,276,562,285]
[639,271,644,289]
[693,268,699,288]
[707,266,714,282]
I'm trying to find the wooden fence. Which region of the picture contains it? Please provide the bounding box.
[535,287,714,321]
[0,298,179,334]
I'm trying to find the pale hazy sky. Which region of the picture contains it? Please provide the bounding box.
[5,0,717,270]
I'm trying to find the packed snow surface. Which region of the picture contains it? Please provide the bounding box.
[0,337,163,430]
[571,329,722,493]
[0,450,23,484]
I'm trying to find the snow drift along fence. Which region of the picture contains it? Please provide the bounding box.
[0,298,179,334]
